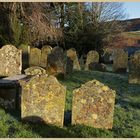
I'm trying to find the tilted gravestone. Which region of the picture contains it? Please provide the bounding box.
[72,80,116,129]
[47,47,66,76]
[19,44,30,70]
[113,49,128,73]
[29,48,41,67]
[85,50,99,70]
[40,45,52,68]
[129,51,140,84]
[67,48,81,71]
[24,66,46,75]
[0,45,22,76]
[20,75,66,127]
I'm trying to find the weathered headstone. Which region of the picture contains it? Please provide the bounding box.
[67,48,81,70]
[113,49,128,73]
[29,48,41,67]
[85,50,99,70]
[103,48,113,64]
[66,57,73,74]
[19,44,30,70]
[129,51,140,84]
[47,47,66,76]
[20,75,66,127]
[72,80,116,129]
[24,66,46,75]
[0,45,22,76]
[0,74,27,110]
[40,45,52,68]
[89,62,107,72]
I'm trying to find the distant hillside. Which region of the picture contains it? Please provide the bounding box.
[123,31,140,40]
[121,18,140,32]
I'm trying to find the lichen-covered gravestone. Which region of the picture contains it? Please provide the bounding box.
[85,50,99,70]
[0,45,22,76]
[47,47,66,76]
[40,45,52,68]
[72,80,116,129]
[20,75,66,127]
[113,49,128,73]
[129,51,140,84]
[29,48,41,67]
[24,66,46,75]
[67,48,81,70]
[19,44,30,70]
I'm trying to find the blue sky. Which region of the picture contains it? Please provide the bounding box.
[124,2,140,19]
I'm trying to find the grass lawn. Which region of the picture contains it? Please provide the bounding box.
[0,70,140,138]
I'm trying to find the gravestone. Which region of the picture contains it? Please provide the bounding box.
[103,48,113,64]
[89,62,107,72]
[24,66,46,75]
[47,47,66,76]
[67,48,81,71]
[0,45,22,76]
[0,74,27,110]
[113,49,128,73]
[29,48,41,67]
[85,50,99,70]
[72,80,116,129]
[20,75,66,127]
[19,44,30,70]
[66,57,73,74]
[129,51,140,84]
[40,45,52,68]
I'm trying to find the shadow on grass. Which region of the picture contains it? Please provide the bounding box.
[2,108,114,138]
[0,70,140,138]
[21,116,113,138]
[21,116,75,138]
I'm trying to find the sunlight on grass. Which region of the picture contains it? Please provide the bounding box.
[0,70,140,138]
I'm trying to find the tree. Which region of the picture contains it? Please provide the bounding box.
[63,2,126,57]
[0,2,62,47]
[0,2,126,55]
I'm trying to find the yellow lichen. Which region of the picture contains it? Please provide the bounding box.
[95,81,100,86]
[108,98,114,103]
[91,98,94,102]
[81,99,86,104]
[91,114,98,119]
[102,86,109,91]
